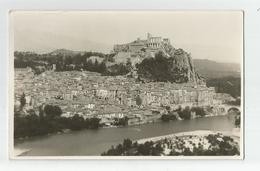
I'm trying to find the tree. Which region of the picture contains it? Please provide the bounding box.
[94,59,99,70]
[178,106,191,120]
[98,61,107,73]
[27,109,36,115]
[69,114,85,130]
[20,93,26,110]
[165,106,171,111]
[235,114,240,128]
[114,116,129,126]
[44,105,62,120]
[123,139,132,150]
[206,77,241,98]
[88,117,100,129]
[137,51,172,82]
[136,95,142,106]
[191,107,206,117]
[38,105,45,121]
[126,58,132,71]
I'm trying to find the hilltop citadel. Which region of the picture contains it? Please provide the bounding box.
[113,33,171,53]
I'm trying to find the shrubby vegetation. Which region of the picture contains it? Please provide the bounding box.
[136,51,172,82]
[14,51,131,76]
[43,104,62,120]
[191,106,207,117]
[14,105,101,139]
[14,51,106,68]
[206,76,241,98]
[19,93,26,110]
[160,106,178,122]
[113,117,129,126]
[14,101,130,138]
[178,106,192,120]
[160,106,208,122]
[169,134,239,156]
[136,48,200,83]
[160,114,177,122]
[103,63,131,76]
[102,133,240,156]
[101,139,163,156]
[136,51,191,83]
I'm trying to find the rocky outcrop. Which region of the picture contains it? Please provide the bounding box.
[136,44,201,84]
[168,48,198,83]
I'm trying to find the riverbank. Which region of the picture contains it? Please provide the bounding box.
[102,129,241,156]
[13,148,31,156]
[13,115,236,156]
[137,129,240,144]
[14,104,238,142]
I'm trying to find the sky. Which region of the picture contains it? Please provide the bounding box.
[11,11,243,63]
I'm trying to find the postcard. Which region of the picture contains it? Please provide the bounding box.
[9,11,244,159]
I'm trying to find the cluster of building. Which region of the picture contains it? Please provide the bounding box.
[14,68,231,126]
[113,33,170,53]
[112,33,172,65]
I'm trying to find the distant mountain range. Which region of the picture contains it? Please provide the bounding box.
[48,49,83,56]
[14,31,112,54]
[193,59,240,79]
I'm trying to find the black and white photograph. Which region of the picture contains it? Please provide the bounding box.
[10,11,243,159]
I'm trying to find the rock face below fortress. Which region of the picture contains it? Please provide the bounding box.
[112,33,202,84]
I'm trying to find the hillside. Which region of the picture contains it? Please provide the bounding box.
[14,46,202,84]
[206,76,241,98]
[48,49,81,56]
[193,59,240,79]
[136,49,200,83]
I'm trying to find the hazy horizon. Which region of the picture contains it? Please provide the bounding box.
[11,11,243,64]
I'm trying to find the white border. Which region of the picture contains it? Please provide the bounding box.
[9,9,15,161]
[3,1,260,171]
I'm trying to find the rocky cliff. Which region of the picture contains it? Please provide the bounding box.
[135,44,202,84]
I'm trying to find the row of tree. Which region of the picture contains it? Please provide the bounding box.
[160,106,207,122]
[14,104,101,139]
[14,51,132,76]
[14,51,109,68]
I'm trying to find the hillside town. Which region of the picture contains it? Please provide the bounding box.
[14,66,234,127]
[13,33,238,128]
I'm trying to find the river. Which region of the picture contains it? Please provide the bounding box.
[14,115,236,156]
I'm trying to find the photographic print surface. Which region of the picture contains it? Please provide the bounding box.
[10,11,243,159]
